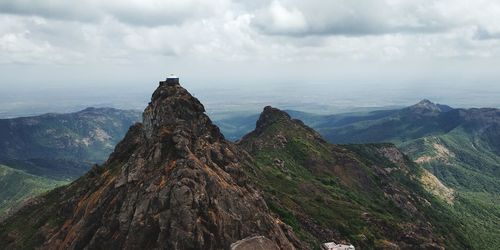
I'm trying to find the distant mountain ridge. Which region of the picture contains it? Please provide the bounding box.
[217,100,500,191]
[0,107,141,218]
[0,107,141,179]
[216,100,500,248]
[0,92,498,249]
[0,84,476,249]
[405,99,453,115]
[320,100,498,145]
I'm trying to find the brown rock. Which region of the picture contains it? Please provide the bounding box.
[231,236,281,250]
[0,82,305,250]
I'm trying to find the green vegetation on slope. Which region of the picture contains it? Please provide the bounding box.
[238,107,470,249]
[216,101,500,249]
[0,107,140,218]
[0,165,67,217]
[213,101,500,249]
[400,127,500,193]
[0,107,141,179]
[311,103,500,249]
[449,191,500,248]
[399,129,500,249]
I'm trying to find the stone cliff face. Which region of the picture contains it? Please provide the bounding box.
[0,81,303,250]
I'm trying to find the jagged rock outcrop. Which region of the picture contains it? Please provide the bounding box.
[0,81,303,250]
[252,106,324,141]
[240,106,325,154]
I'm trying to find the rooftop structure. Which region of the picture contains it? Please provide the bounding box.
[322,242,355,250]
[164,74,179,86]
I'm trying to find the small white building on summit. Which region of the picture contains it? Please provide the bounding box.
[165,74,179,85]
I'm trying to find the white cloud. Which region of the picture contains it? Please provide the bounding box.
[251,0,458,36]
[0,0,230,26]
[0,0,499,73]
[254,1,307,34]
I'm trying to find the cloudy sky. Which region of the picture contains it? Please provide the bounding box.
[1,0,500,115]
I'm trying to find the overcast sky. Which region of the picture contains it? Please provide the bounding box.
[1,0,500,114]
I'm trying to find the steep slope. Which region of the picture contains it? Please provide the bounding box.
[304,103,500,191]
[0,107,141,180]
[289,101,500,249]
[398,131,500,247]
[214,101,500,248]
[218,101,499,193]
[0,81,303,250]
[237,106,470,249]
[399,131,500,193]
[292,102,500,249]
[0,165,67,217]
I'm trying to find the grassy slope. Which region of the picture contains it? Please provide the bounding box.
[239,114,469,249]
[278,106,500,249]
[218,106,499,248]
[451,191,500,248]
[400,127,500,192]
[0,165,67,217]
[399,127,500,248]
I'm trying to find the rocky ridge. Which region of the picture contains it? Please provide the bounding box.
[0,81,303,249]
[237,106,469,249]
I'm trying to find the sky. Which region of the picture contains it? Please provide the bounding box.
[1,0,500,116]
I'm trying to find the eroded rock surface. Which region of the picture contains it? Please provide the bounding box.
[230,236,280,250]
[0,81,303,250]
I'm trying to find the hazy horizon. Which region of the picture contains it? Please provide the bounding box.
[1,0,500,117]
[1,76,499,119]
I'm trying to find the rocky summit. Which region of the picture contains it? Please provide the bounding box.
[404,99,452,116]
[0,81,485,249]
[0,81,303,249]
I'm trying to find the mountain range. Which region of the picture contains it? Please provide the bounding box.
[237,106,469,248]
[1,81,492,249]
[0,108,141,217]
[216,99,500,248]
[0,107,141,180]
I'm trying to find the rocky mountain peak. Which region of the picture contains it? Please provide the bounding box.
[143,82,222,140]
[417,99,433,105]
[239,106,325,153]
[0,81,303,250]
[254,106,292,133]
[406,99,452,115]
[414,99,440,110]
[254,106,323,138]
